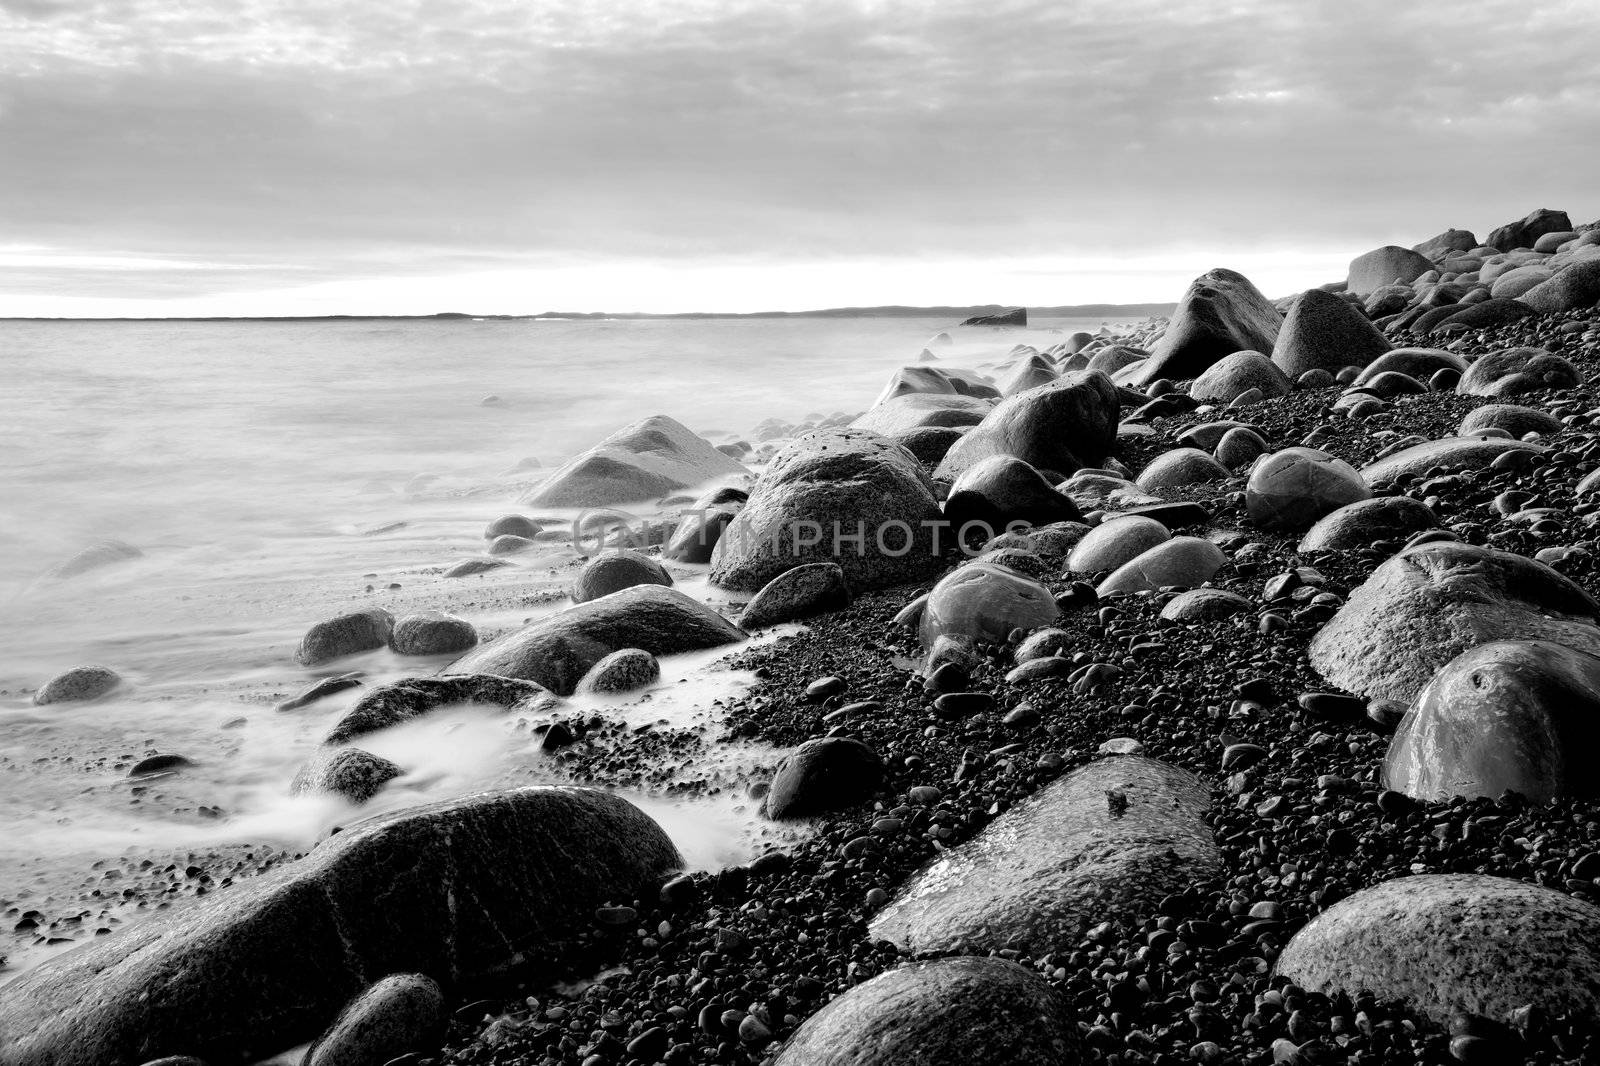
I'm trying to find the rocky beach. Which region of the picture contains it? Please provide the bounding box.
[10,206,1600,1066]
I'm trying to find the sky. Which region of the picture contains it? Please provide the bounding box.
[1,0,1597,317]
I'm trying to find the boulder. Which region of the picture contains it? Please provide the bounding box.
[486,535,537,556]
[1215,426,1268,468]
[295,610,395,667]
[892,425,965,466]
[483,515,542,540]
[291,748,403,804]
[1347,245,1434,296]
[34,665,121,705]
[1134,449,1231,493]
[443,557,511,578]
[570,549,673,603]
[868,757,1218,953]
[871,366,999,407]
[915,561,1059,652]
[1190,349,1291,403]
[522,415,747,508]
[850,393,992,436]
[1271,288,1392,379]
[771,957,1074,1066]
[1412,229,1478,259]
[708,428,944,593]
[942,455,1081,533]
[1275,873,1600,1025]
[1487,264,1554,299]
[1458,404,1562,438]
[961,307,1026,326]
[575,648,660,694]
[1308,541,1600,702]
[1431,297,1534,332]
[447,585,744,695]
[1066,515,1170,574]
[1126,269,1282,385]
[1359,436,1544,492]
[324,675,554,744]
[1245,448,1370,530]
[1486,207,1572,251]
[661,485,747,564]
[996,354,1056,396]
[764,737,884,820]
[388,613,477,656]
[0,788,679,1066]
[1084,344,1148,378]
[1520,260,1600,314]
[1096,537,1227,596]
[303,974,444,1066]
[1457,346,1581,398]
[1352,348,1466,385]
[1384,640,1600,802]
[738,562,851,629]
[1160,588,1251,622]
[933,371,1121,481]
[1297,496,1439,552]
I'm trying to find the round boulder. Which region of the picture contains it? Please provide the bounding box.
[304,974,444,1066]
[764,737,885,821]
[1458,404,1563,439]
[1297,496,1439,553]
[571,549,673,604]
[1066,516,1170,574]
[917,561,1060,651]
[389,612,478,656]
[1457,346,1581,398]
[1134,448,1231,493]
[738,562,851,630]
[295,609,395,667]
[1245,448,1370,531]
[1189,350,1291,403]
[34,665,122,705]
[942,454,1080,533]
[291,748,404,804]
[1096,536,1228,596]
[575,648,661,694]
[484,515,542,540]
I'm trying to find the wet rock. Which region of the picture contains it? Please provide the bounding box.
[483,515,542,540]
[1347,245,1435,296]
[522,414,747,507]
[962,307,1026,327]
[486,534,538,556]
[292,748,403,804]
[872,366,999,405]
[1521,259,1600,314]
[1457,346,1581,398]
[1160,587,1251,621]
[738,562,851,630]
[277,674,362,712]
[295,610,395,667]
[324,675,553,744]
[570,549,673,603]
[448,585,744,695]
[662,485,747,564]
[869,757,1218,953]
[1309,541,1600,702]
[1272,288,1392,378]
[575,648,660,694]
[388,613,478,656]
[934,371,1121,481]
[46,540,143,579]
[1189,350,1291,403]
[1127,269,1282,385]
[1384,640,1600,802]
[1360,436,1545,492]
[1215,426,1268,468]
[130,754,192,777]
[771,957,1074,1066]
[710,428,944,593]
[0,788,678,1066]
[1096,536,1227,596]
[1438,297,1537,332]
[303,974,444,1066]
[1245,448,1370,531]
[1458,404,1562,438]
[1275,873,1600,1025]
[892,425,965,466]
[1352,347,1467,385]
[850,393,992,436]
[1297,496,1439,552]
[34,665,121,705]
[1134,448,1231,493]
[1067,515,1171,574]
[916,561,1059,653]
[997,353,1057,396]
[764,737,884,820]
[943,455,1081,531]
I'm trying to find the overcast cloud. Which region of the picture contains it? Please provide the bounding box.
[1,0,1596,314]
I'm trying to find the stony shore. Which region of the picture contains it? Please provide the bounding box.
[8,208,1600,1065]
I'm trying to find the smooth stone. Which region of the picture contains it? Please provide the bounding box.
[486,533,534,557]
[34,665,121,705]
[1438,297,1536,332]
[764,737,884,820]
[1458,404,1562,438]
[871,365,999,406]
[738,562,851,629]
[1457,346,1581,398]
[1245,448,1370,531]
[997,354,1057,396]
[388,613,478,656]
[0,788,678,1066]
[295,610,395,667]
[1014,627,1072,662]
[933,371,1121,481]
[291,748,403,804]
[1189,349,1291,403]
[660,484,748,564]
[130,754,193,778]
[46,540,143,578]
[1134,448,1231,493]
[850,393,993,436]
[1384,640,1600,802]
[1275,873,1600,1025]
[1297,496,1439,552]
[1359,436,1545,492]
[1066,515,1170,574]
[1127,269,1281,386]
[522,414,746,507]
[1308,541,1600,703]
[303,974,444,1066]
[770,957,1074,1066]
[710,428,943,593]
[276,674,362,712]
[571,549,673,603]
[917,561,1059,652]
[1361,370,1426,397]
[1272,288,1392,378]
[1084,344,1149,377]
[893,425,965,466]
[1521,259,1600,313]
[942,454,1081,532]
[1214,426,1268,468]
[444,557,511,577]
[1096,536,1228,595]
[1352,347,1467,385]
[1486,207,1573,252]
[1176,420,1256,450]
[483,515,542,540]
[1160,587,1251,621]
[1347,245,1435,296]
[869,757,1218,952]
[575,648,660,694]
[1413,228,1479,259]
[1113,501,1211,528]
[323,675,554,744]
[448,584,744,696]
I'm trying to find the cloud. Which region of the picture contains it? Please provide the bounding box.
[0,0,1596,312]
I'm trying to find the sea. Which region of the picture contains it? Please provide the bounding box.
[0,313,1114,983]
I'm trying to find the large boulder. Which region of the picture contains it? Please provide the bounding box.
[1521,260,1600,313]
[1275,874,1600,1025]
[0,788,679,1066]
[869,757,1218,953]
[522,415,747,508]
[942,455,1081,532]
[1126,269,1281,386]
[34,665,122,705]
[1245,448,1369,530]
[446,585,745,695]
[323,675,554,744]
[1486,207,1573,251]
[933,371,1121,481]
[1095,536,1227,596]
[771,957,1074,1066]
[1271,288,1392,379]
[915,561,1059,653]
[1066,515,1170,574]
[388,613,477,656]
[1308,541,1600,703]
[1384,640,1600,802]
[295,609,394,667]
[708,428,944,593]
[1347,245,1434,297]
[850,393,993,436]
[1412,229,1478,259]
[1435,298,1536,331]
[871,366,999,407]
[961,307,1026,326]
[1189,349,1291,403]
[996,354,1057,396]
[1360,436,1545,491]
[1297,496,1438,552]
[1457,346,1581,398]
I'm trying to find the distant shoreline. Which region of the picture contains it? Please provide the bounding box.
[0,302,1176,324]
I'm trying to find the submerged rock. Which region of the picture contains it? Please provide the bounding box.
[0,787,680,1066]
[522,414,746,508]
[45,540,143,579]
[34,665,121,705]
[388,613,477,656]
[291,748,404,804]
[574,648,660,694]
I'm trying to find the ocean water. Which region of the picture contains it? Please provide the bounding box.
[0,313,1113,979]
